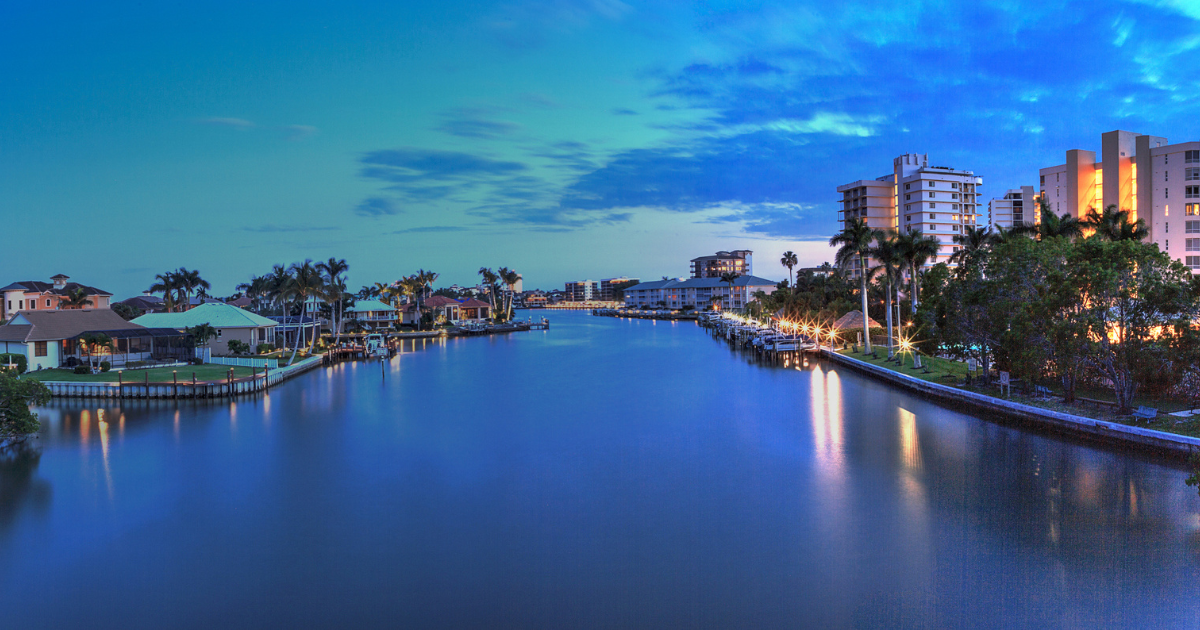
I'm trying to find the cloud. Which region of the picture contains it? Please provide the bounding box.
[389,226,471,234]
[612,108,639,116]
[243,225,339,233]
[484,0,633,48]
[359,148,527,183]
[193,117,255,129]
[354,197,403,217]
[701,202,824,239]
[283,125,318,140]
[437,118,522,139]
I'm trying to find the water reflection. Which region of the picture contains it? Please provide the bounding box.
[0,443,51,537]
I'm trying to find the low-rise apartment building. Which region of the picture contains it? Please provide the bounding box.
[690,251,753,278]
[623,276,777,311]
[989,186,1039,230]
[565,280,598,302]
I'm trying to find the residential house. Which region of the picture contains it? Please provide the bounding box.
[133,302,279,356]
[0,308,191,371]
[1,275,113,320]
[458,298,491,321]
[348,299,399,330]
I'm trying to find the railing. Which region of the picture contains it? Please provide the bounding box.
[207,356,280,369]
[42,355,322,399]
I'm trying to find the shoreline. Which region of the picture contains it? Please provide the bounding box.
[819,348,1200,462]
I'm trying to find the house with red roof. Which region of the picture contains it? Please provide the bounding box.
[1,274,113,320]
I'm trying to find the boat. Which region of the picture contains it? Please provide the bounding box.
[365,333,389,358]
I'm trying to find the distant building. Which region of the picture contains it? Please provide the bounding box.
[1,274,113,320]
[989,186,1039,230]
[690,251,753,278]
[838,153,983,274]
[1039,129,1200,272]
[599,277,638,301]
[623,275,777,311]
[565,280,598,302]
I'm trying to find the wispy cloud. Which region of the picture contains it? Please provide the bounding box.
[283,124,319,140]
[437,118,522,139]
[612,108,639,116]
[484,0,633,48]
[360,148,527,183]
[193,117,255,129]
[354,197,403,217]
[243,225,339,233]
[390,226,471,234]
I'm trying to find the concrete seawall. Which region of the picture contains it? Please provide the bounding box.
[40,355,325,400]
[820,349,1200,461]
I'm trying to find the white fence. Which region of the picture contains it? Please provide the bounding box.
[206,356,280,369]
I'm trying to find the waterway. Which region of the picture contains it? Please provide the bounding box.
[2,311,1199,628]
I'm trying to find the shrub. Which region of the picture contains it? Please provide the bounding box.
[127,361,147,368]
[0,353,28,374]
[256,343,274,355]
[73,366,90,374]
[190,357,204,365]
[227,340,250,355]
[100,361,110,372]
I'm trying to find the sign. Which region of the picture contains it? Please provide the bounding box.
[967,358,977,373]
[998,371,1010,386]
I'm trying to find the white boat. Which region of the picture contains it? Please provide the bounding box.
[365,334,389,358]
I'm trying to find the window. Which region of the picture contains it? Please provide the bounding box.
[1187,150,1200,163]
[953,225,960,232]
[1187,256,1200,269]
[906,214,911,222]
[34,341,47,357]
[905,183,910,190]
[1166,222,1169,233]
[1188,204,1199,216]
[905,194,910,201]
[1188,238,1200,251]
[929,213,936,220]
[1040,175,1045,185]
[1187,221,1200,233]
[217,329,223,339]
[1188,168,1200,181]
[1188,186,1200,198]
[18,300,23,310]
[1165,170,1169,181]
[45,299,50,307]
[929,192,936,198]
[929,181,936,187]
[952,204,959,210]
[952,193,959,200]
[1166,188,1170,198]
[929,203,936,209]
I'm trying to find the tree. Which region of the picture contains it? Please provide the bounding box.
[78,332,113,368]
[497,268,520,320]
[1082,204,1149,241]
[59,287,92,310]
[895,230,940,317]
[112,302,142,320]
[317,258,350,343]
[1034,196,1084,241]
[149,271,180,312]
[176,267,211,310]
[186,323,220,347]
[719,271,739,310]
[288,260,326,357]
[868,233,904,357]
[781,251,798,288]
[478,268,500,318]
[832,219,882,352]
[949,226,992,268]
[0,372,51,442]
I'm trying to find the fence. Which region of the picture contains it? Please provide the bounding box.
[41,355,321,399]
[206,356,280,369]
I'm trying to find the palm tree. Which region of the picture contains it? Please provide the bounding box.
[496,267,520,321]
[78,332,113,369]
[949,226,992,268]
[413,269,439,328]
[1034,196,1084,241]
[478,267,500,316]
[59,287,92,310]
[318,258,349,342]
[868,234,903,358]
[831,218,882,353]
[719,271,739,311]
[780,251,798,288]
[176,268,211,310]
[895,229,940,312]
[186,323,220,348]
[264,265,293,316]
[149,271,180,312]
[286,260,325,360]
[1083,204,1149,241]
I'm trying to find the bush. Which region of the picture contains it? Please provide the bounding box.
[0,353,27,375]
[127,361,147,368]
[227,340,250,355]
[73,366,90,374]
[257,343,274,355]
[100,361,110,372]
[190,357,204,365]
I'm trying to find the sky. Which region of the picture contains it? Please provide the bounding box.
[4,0,1200,297]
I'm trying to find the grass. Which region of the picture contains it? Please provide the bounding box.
[836,346,1200,438]
[22,365,260,384]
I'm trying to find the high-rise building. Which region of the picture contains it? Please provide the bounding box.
[564,280,598,302]
[599,277,638,301]
[989,186,1039,230]
[1039,129,1200,272]
[690,251,753,278]
[838,153,983,275]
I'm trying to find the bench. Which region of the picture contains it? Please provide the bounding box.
[1131,406,1159,421]
[1033,385,1053,398]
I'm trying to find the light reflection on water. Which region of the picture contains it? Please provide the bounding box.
[1,311,1199,628]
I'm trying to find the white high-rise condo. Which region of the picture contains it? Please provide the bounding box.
[838,153,983,275]
[1039,129,1200,272]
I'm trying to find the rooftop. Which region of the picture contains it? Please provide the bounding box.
[1,309,143,342]
[132,302,278,329]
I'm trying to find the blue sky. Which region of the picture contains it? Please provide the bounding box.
[3,0,1200,297]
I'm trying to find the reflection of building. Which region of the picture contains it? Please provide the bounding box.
[623,275,777,310]
[599,277,638,301]
[839,153,983,275]
[565,280,598,302]
[989,186,1039,230]
[1040,129,1200,272]
[1,274,113,320]
[690,251,752,278]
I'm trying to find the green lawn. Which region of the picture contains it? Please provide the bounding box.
[22,365,260,383]
[836,347,1200,437]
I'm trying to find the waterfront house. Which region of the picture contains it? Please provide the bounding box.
[348,299,399,330]
[458,298,491,321]
[0,308,191,371]
[423,295,462,323]
[1,275,113,320]
[268,315,319,348]
[623,276,777,311]
[133,302,278,355]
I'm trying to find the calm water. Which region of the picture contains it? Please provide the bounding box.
[2,311,1199,628]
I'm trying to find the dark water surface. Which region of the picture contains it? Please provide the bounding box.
[2,311,1199,628]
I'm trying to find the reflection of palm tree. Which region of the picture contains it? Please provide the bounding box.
[830,218,881,353]
[780,251,798,288]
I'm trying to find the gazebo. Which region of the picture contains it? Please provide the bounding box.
[832,310,882,331]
